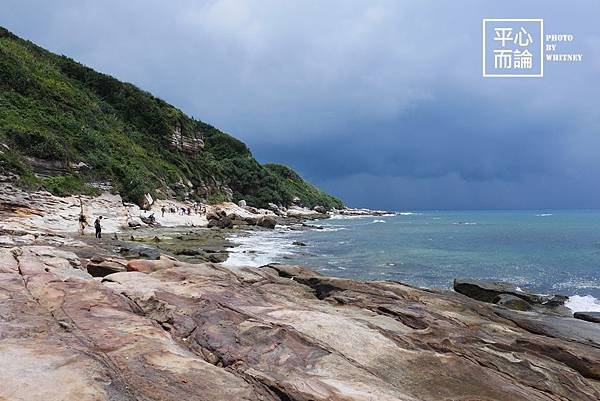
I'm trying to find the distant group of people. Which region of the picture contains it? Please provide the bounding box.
[77,198,207,239]
[160,202,205,218]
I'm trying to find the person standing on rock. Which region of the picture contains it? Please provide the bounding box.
[94,216,103,239]
[161,206,166,217]
[78,196,87,234]
[78,213,87,235]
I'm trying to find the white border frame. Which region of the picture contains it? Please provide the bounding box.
[482,18,544,78]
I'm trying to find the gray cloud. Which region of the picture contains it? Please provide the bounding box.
[2,0,599,209]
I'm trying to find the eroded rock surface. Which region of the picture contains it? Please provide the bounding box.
[3,247,600,400]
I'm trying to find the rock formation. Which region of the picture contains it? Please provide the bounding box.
[3,245,600,400]
[170,125,204,155]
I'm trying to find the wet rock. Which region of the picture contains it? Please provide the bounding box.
[257,216,277,229]
[207,216,233,229]
[119,243,161,260]
[574,312,600,324]
[494,293,532,311]
[454,278,567,308]
[292,241,307,246]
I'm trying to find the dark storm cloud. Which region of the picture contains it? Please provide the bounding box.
[2,0,599,209]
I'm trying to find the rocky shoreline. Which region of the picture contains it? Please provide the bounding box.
[3,189,600,400]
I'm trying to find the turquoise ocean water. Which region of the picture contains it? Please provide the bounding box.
[224,210,600,311]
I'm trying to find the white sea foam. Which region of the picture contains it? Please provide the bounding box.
[536,213,553,217]
[372,219,386,223]
[223,230,299,268]
[565,295,600,312]
[328,214,371,220]
[553,278,600,290]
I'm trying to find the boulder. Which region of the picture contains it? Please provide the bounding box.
[292,241,307,246]
[243,216,258,225]
[207,215,233,229]
[257,216,277,229]
[244,206,259,214]
[267,203,282,215]
[494,294,532,311]
[126,259,174,273]
[313,205,327,214]
[574,312,600,324]
[205,211,220,221]
[238,200,247,207]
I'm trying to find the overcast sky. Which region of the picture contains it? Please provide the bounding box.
[2,1,599,209]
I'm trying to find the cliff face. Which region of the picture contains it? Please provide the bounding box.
[170,125,204,155]
[2,244,600,401]
[0,27,342,210]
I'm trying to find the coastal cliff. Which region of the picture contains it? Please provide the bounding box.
[0,26,342,210]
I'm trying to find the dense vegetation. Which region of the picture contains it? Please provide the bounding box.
[264,164,343,210]
[0,27,343,209]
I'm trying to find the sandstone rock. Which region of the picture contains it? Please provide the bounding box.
[238,199,247,207]
[574,312,600,323]
[86,257,127,277]
[126,258,174,273]
[170,125,204,155]
[4,246,600,400]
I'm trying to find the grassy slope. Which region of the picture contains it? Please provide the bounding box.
[0,27,343,209]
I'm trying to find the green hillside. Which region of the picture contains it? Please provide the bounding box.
[0,27,342,209]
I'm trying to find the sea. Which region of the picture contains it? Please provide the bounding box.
[223,210,600,313]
